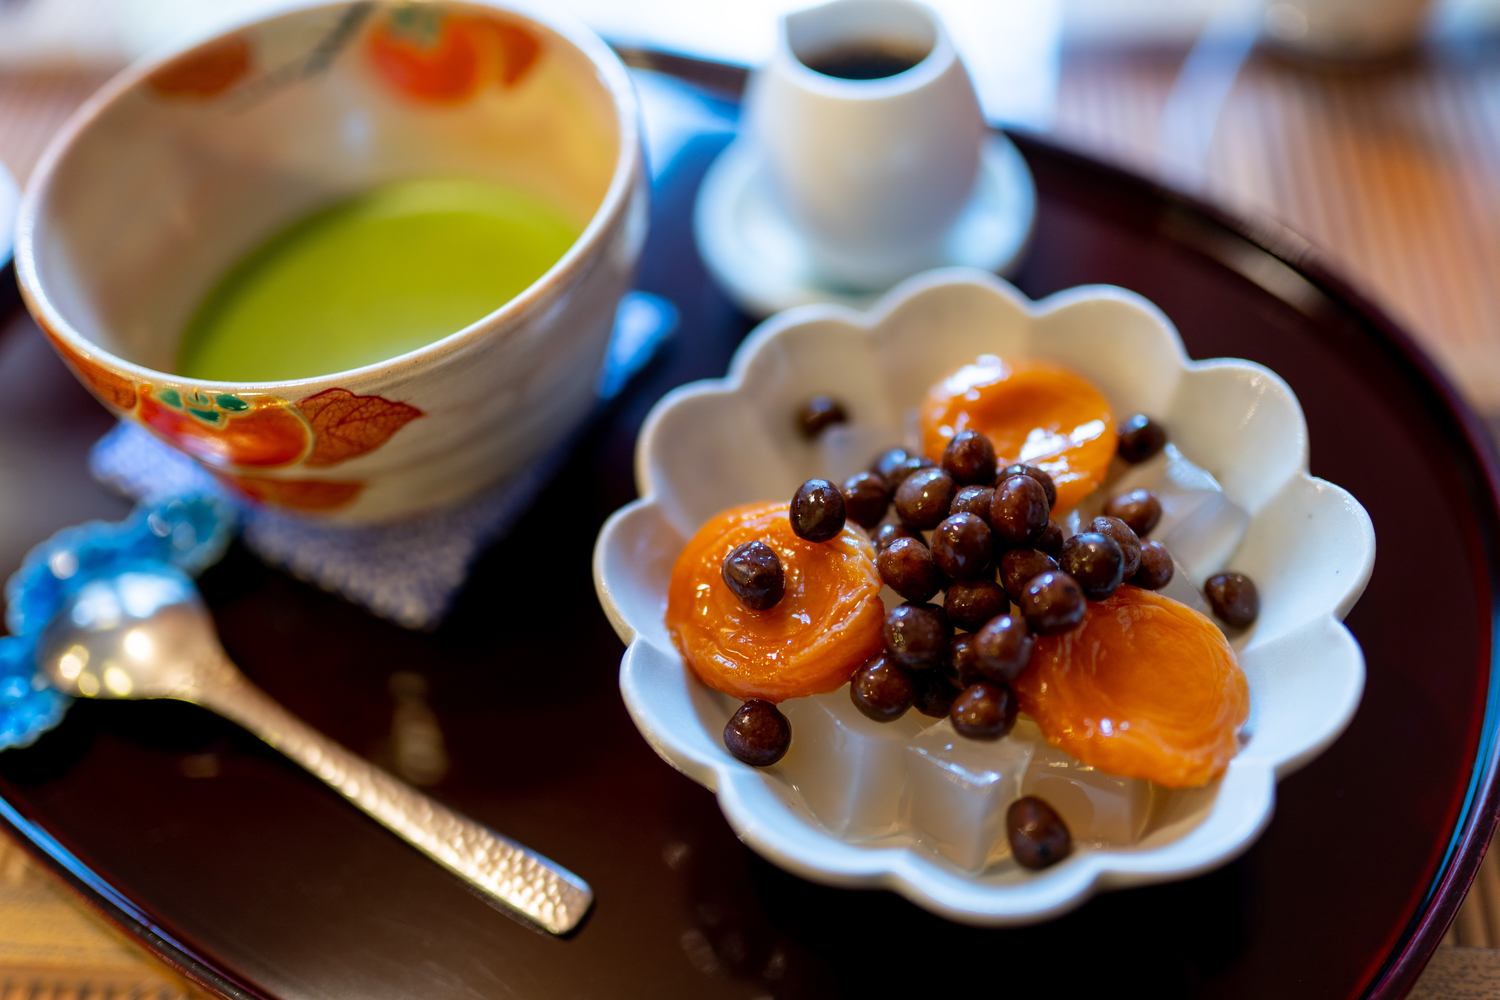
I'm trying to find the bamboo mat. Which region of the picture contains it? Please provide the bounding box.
[4,36,1500,997]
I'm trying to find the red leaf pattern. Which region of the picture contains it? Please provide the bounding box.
[296,388,423,468]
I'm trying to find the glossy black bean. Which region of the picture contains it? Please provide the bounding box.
[790,478,846,542]
[872,522,919,552]
[877,536,940,603]
[941,430,997,485]
[871,447,912,487]
[723,701,791,767]
[1117,414,1167,463]
[849,654,917,722]
[950,681,1018,740]
[883,602,952,670]
[999,463,1057,509]
[944,578,1009,632]
[913,670,961,718]
[1007,796,1072,869]
[1001,548,1059,605]
[797,396,847,438]
[1019,571,1087,635]
[1206,571,1259,628]
[972,613,1035,683]
[841,471,890,528]
[930,513,993,579]
[886,455,936,491]
[1060,531,1125,602]
[990,474,1050,546]
[1035,520,1064,558]
[1131,540,1174,590]
[949,485,995,526]
[721,540,785,610]
[895,467,957,530]
[948,633,987,688]
[1090,515,1141,578]
[1104,488,1162,536]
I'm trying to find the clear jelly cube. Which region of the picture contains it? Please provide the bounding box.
[902,720,1037,871]
[777,690,925,839]
[1016,720,1155,847]
[1116,445,1249,586]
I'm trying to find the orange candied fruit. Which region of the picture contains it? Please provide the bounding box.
[665,501,886,703]
[919,355,1117,511]
[1015,586,1249,788]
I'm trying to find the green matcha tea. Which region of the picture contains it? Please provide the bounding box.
[177,178,581,381]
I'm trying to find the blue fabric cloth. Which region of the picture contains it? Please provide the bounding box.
[88,291,677,630]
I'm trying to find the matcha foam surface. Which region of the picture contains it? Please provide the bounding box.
[177,178,580,382]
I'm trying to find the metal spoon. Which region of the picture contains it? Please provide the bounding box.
[35,566,592,934]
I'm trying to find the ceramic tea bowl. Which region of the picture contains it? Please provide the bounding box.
[17,0,646,523]
[593,268,1375,924]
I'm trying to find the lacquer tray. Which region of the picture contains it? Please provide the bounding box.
[0,53,1495,999]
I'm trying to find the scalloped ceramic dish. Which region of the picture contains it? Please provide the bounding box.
[592,268,1375,925]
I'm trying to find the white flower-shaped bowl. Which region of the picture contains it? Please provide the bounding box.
[592,268,1375,925]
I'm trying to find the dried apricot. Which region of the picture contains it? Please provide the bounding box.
[666,502,885,702]
[920,356,1117,511]
[1015,586,1248,788]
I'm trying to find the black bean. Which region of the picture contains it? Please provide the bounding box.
[724,700,791,766]
[790,478,846,542]
[1060,531,1125,602]
[1118,414,1167,463]
[1007,796,1072,869]
[871,447,912,487]
[930,513,993,580]
[914,670,961,718]
[972,613,1035,683]
[944,578,1009,632]
[942,430,997,485]
[1001,548,1059,605]
[1035,520,1064,558]
[1104,488,1162,536]
[949,485,995,526]
[841,471,890,528]
[886,455,936,491]
[895,467,957,530]
[883,602,952,670]
[999,463,1057,510]
[721,540,785,610]
[950,681,1018,740]
[991,474,1050,546]
[1206,571,1259,628]
[872,522,919,552]
[1019,571,1087,635]
[1131,540,1174,590]
[949,633,987,688]
[877,536,940,603]
[849,654,917,722]
[797,396,847,438]
[1090,515,1141,578]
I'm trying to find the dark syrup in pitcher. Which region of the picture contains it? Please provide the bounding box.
[801,42,928,80]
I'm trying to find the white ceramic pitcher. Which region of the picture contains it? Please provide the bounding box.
[744,0,984,292]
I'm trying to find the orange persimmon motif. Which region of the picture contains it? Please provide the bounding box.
[147,35,253,98]
[366,7,541,104]
[666,502,886,703]
[296,388,423,467]
[1015,586,1249,788]
[216,473,364,512]
[920,355,1118,511]
[138,387,310,469]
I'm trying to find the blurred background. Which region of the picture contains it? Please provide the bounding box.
[4,0,1500,995]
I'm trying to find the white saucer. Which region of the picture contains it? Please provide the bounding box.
[693,134,1036,317]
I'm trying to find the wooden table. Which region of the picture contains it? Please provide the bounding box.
[3,37,1500,998]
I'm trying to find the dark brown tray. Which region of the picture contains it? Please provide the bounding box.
[0,54,1496,1000]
